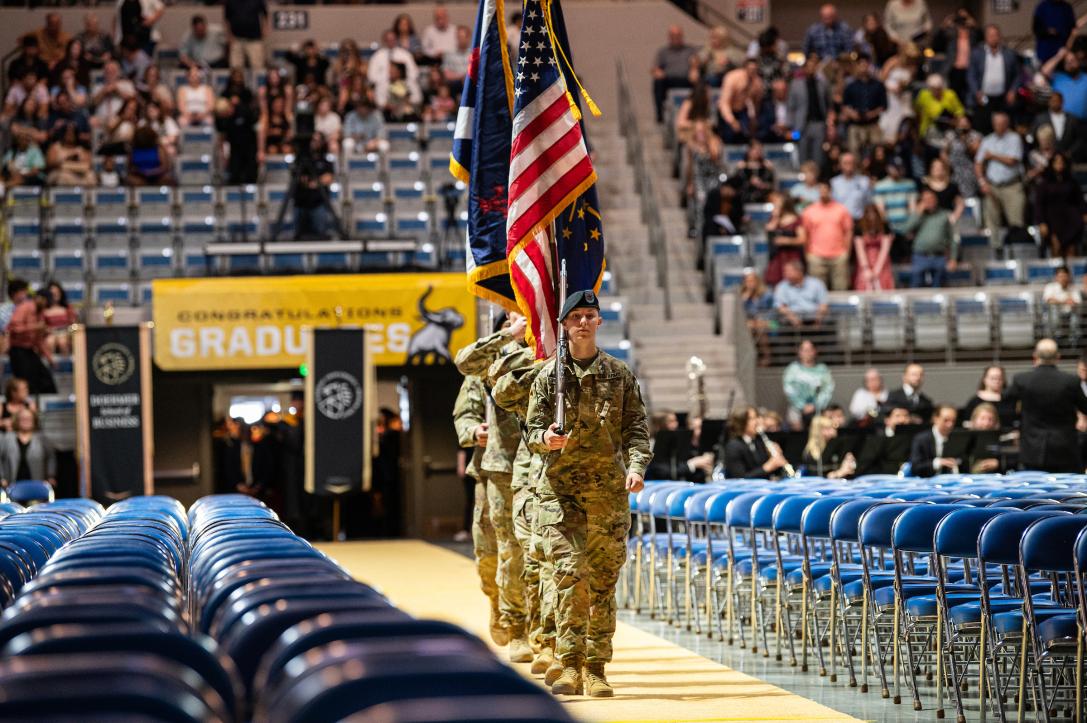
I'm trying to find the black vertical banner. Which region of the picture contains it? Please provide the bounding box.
[74,325,153,501]
[305,328,372,495]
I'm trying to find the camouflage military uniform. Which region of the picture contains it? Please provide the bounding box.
[491,347,555,654]
[526,350,651,666]
[455,330,528,637]
[452,375,498,608]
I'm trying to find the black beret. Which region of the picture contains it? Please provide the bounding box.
[559,289,599,322]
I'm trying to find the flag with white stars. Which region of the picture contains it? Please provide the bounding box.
[506,0,602,359]
[450,0,519,310]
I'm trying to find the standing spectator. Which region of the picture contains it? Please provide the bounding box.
[292,132,336,240]
[368,30,421,111]
[651,26,697,123]
[933,9,981,101]
[749,27,787,84]
[1041,40,1087,120]
[764,192,804,285]
[735,141,775,204]
[177,66,215,127]
[506,11,522,61]
[787,54,835,166]
[1042,265,1082,340]
[684,119,723,240]
[224,0,268,70]
[803,4,855,60]
[180,15,227,70]
[849,368,889,424]
[885,363,933,423]
[905,188,957,287]
[332,40,366,93]
[78,14,114,72]
[0,409,55,486]
[967,25,1021,131]
[422,5,457,63]
[773,259,829,328]
[8,37,48,86]
[90,60,135,130]
[1033,91,1085,162]
[343,97,385,154]
[841,54,887,154]
[698,26,744,86]
[1034,153,1087,258]
[0,379,36,433]
[782,339,835,430]
[913,73,964,139]
[960,365,1017,430]
[909,405,959,477]
[1034,0,1078,64]
[7,291,55,395]
[392,14,423,60]
[799,181,853,290]
[442,25,472,95]
[830,151,872,219]
[1007,339,1087,472]
[287,40,331,91]
[856,13,898,67]
[790,161,823,209]
[879,49,917,143]
[41,281,75,356]
[921,157,964,223]
[0,281,29,346]
[873,158,917,232]
[975,112,1026,252]
[113,0,164,56]
[674,81,711,145]
[757,77,790,143]
[945,114,983,199]
[853,204,894,290]
[883,0,931,45]
[716,58,763,143]
[216,71,259,184]
[30,13,71,70]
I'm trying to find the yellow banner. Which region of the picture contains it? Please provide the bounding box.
[151,273,477,371]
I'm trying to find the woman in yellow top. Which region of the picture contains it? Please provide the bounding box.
[913,73,965,137]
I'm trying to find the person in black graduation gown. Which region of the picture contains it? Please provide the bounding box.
[722,406,789,479]
[1006,339,1087,472]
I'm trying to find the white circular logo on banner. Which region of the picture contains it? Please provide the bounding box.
[92,343,135,386]
[315,371,363,420]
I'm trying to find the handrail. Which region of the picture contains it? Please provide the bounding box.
[693,0,757,45]
[616,59,672,321]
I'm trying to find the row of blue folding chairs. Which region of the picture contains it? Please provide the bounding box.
[187,494,573,723]
[0,498,97,607]
[623,474,1087,722]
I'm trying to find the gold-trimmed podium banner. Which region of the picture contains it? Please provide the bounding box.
[151,273,476,371]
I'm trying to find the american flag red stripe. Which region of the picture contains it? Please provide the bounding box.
[506,0,597,358]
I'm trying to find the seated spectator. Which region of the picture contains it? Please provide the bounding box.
[799,181,853,290]
[97,156,120,188]
[783,339,835,430]
[338,71,371,117]
[748,27,788,84]
[78,13,113,70]
[698,26,744,87]
[0,408,55,486]
[333,39,367,94]
[675,81,712,146]
[5,70,50,116]
[1041,39,1087,120]
[921,157,963,222]
[99,97,139,156]
[90,60,135,130]
[773,259,829,328]
[913,73,963,140]
[177,66,215,127]
[179,14,227,70]
[856,13,898,66]
[442,25,472,96]
[716,58,764,143]
[393,13,423,60]
[288,40,331,90]
[50,38,89,90]
[51,67,88,111]
[910,405,960,476]
[384,62,421,121]
[975,112,1025,251]
[739,269,773,366]
[126,125,172,186]
[967,25,1020,130]
[735,140,775,204]
[723,406,789,479]
[684,118,723,239]
[10,96,48,150]
[701,178,743,242]
[802,415,856,477]
[830,151,872,219]
[343,97,385,154]
[960,365,1016,430]
[314,96,342,154]
[1043,265,1082,340]
[143,100,178,158]
[885,362,933,423]
[1033,91,1085,163]
[652,26,696,122]
[884,0,932,45]
[790,160,823,209]
[41,281,75,355]
[787,54,834,167]
[905,188,957,287]
[757,77,790,143]
[803,4,855,59]
[368,30,421,112]
[46,89,90,147]
[853,203,894,290]
[8,36,48,86]
[118,35,151,83]
[1034,153,1087,258]
[46,122,95,187]
[293,132,336,240]
[850,368,889,424]
[261,94,293,155]
[764,192,804,285]
[422,5,457,64]
[216,69,259,185]
[2,135,45,187]
[138,65,174,117]
[841,53,886,154]
[28,13,69,71]
[0,378,36,433]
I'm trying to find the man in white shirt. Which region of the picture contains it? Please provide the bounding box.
[367,30,421,108]
[442,25,472,93]
[1043,265,1082,340]
[830,152,872,220]
[848,367,888,423]
[967,24,1021,131]
[422,5,458,63]
[90,59,135,128]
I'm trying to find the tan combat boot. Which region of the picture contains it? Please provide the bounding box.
[551,657,583,695]
[544,657,564,686]
[531,647,555,675]
[508,634,533,663]
[584,663,614,698]
[489,600,509,646]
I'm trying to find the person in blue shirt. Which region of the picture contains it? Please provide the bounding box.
[803,4,855,60]
[1034,0,1078,64]
[1041,35,1087,120]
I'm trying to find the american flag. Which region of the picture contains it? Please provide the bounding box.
[506,0,598,359]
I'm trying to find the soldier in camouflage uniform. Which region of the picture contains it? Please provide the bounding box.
[452,374,506,646]
[454,312,533,663]
[491,346,559,681]
[526,290,652,698]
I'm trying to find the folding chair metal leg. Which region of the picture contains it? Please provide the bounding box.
[860,587,870,693]
[936,604,946,719]
[751,572,759,654]
[893,596,903,704]
[828,581,838,683]
[838,578,858,688]
[902,614,924,711]
[800,574,810,673]
[726,565,737,645]
[665,547,675,623]
[705,557,715,639]
[684,550,693,631]
[1074,629,1082,723]
[1017,617,1029,723]
[979,620,988,722]
[775,576,784,662]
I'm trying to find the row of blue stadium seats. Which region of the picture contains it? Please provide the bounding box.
[626,475,1087,720]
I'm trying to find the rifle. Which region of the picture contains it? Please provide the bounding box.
[554,259,568,435]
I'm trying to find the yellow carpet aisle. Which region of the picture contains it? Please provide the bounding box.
[316,540,861,723]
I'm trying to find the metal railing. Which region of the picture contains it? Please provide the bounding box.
[616,59,672,321]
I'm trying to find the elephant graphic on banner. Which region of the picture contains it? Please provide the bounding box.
[406,286,465,364]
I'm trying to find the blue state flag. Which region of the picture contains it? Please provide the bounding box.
[450,0,518,310]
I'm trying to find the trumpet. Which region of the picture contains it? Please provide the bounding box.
[759,428,797,478]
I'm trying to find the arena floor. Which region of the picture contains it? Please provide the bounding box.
[317,540,861,723]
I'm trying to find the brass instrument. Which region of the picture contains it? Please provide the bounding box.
[685,356,707,422]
